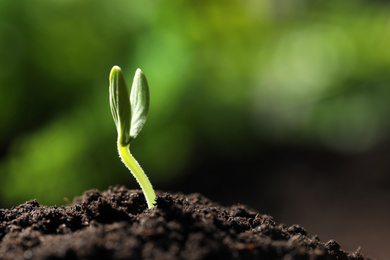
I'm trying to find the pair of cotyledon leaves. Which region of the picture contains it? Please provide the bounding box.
[109,66,149,146]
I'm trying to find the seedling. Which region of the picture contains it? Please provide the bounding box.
[109,66,156,209]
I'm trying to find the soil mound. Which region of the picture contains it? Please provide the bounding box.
[0,186,373,260]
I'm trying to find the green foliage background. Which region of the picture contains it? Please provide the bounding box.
[1,0,390,206]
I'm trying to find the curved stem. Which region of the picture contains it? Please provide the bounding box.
[118,143,156,208]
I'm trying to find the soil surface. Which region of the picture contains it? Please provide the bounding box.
[0,186,374,260]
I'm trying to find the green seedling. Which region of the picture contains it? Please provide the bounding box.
[109,66,156,209]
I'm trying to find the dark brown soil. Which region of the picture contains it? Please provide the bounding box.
[0,186,373,260]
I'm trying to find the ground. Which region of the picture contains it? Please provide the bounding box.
[0,186,374,260]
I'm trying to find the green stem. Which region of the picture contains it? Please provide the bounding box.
[118,143,156,209]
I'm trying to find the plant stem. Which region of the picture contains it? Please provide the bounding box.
[118,143,156,209]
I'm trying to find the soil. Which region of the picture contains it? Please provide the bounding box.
[0,186,374,260]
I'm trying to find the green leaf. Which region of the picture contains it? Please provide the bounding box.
[109,66,131,146]
[109,66,150,145]
[129,68,150,141]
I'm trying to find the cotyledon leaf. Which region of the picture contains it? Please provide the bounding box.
[109,66,131,146]
[129,68,150,141]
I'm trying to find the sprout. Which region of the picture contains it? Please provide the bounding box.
[109,66,156,209]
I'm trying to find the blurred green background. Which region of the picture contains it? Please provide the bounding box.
[1,0,390,258]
